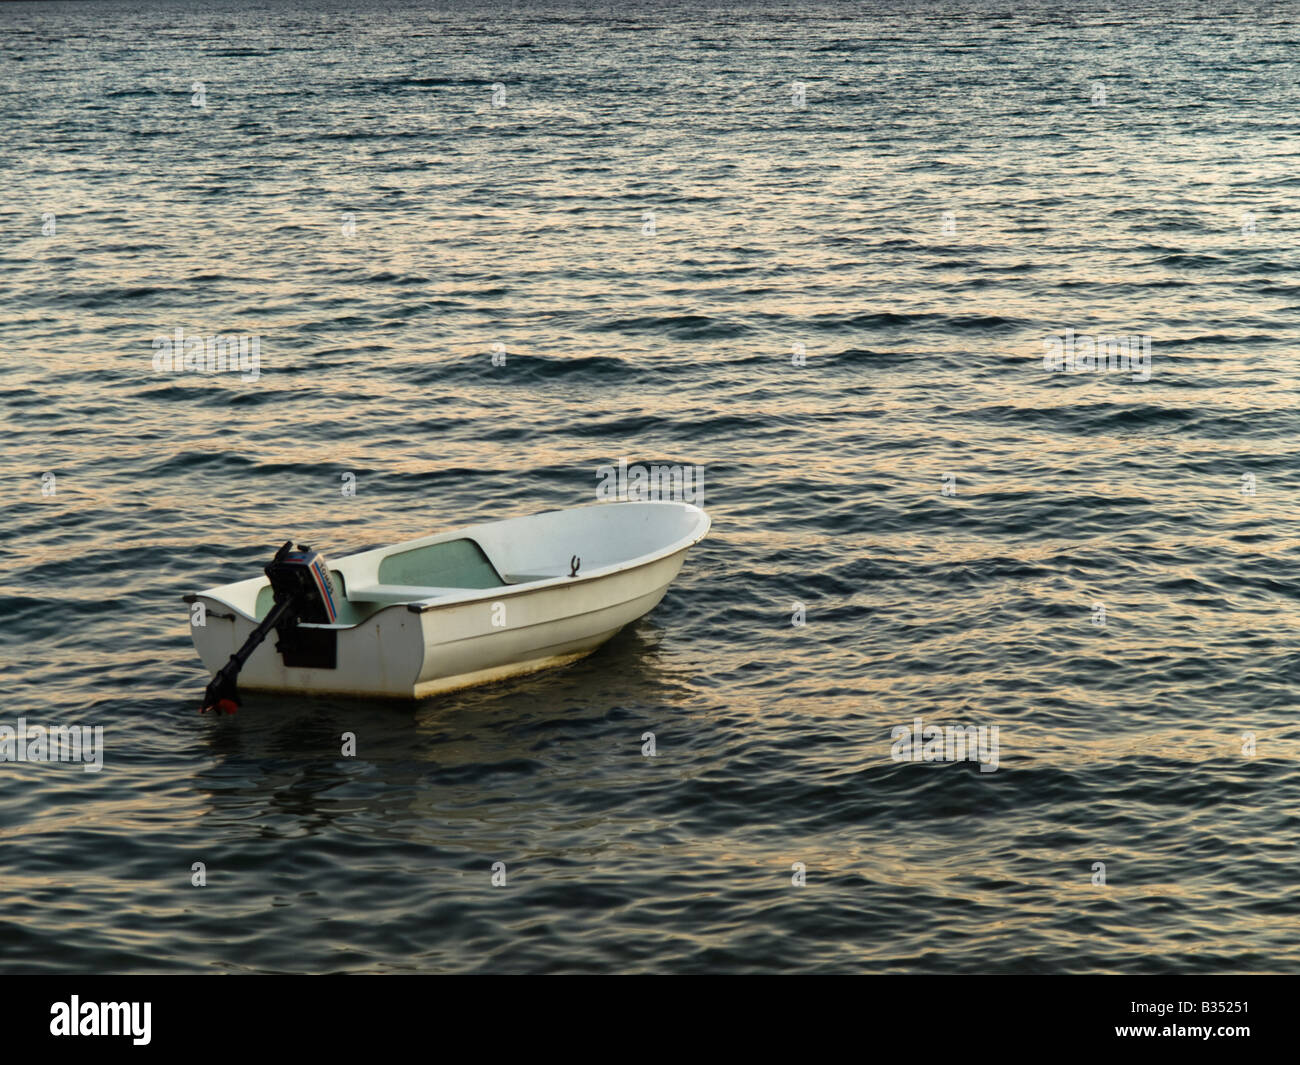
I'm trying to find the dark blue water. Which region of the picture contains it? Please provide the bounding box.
[1,0,1298,973]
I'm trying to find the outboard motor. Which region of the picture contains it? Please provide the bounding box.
[200,541,338,714]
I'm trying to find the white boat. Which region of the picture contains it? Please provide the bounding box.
[186,501,710,703]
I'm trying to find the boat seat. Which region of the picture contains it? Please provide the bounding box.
[346,584,471,605]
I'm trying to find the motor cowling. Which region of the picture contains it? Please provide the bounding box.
[264,542,339,624]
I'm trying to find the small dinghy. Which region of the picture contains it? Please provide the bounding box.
[185,501,710,711]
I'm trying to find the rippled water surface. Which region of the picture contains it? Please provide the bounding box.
[2,0,1299,973]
